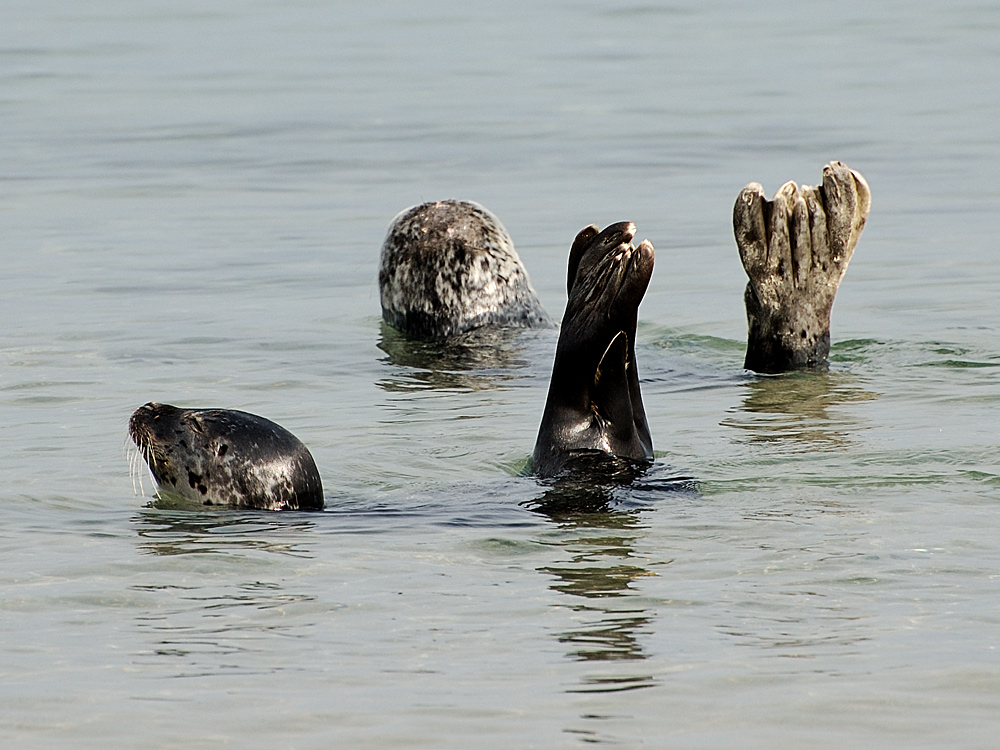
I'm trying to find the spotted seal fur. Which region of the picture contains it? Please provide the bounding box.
[129,402,323,511]
[378,199,553,339]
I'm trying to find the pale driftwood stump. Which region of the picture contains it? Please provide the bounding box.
[734,161,871,373]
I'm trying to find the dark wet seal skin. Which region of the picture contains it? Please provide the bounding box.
[129,402,324,511]
[525,459,698,517]
[532,222,655,478]
[378,199,553,339]
[734,161,871,374]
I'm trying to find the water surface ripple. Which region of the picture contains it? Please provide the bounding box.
[3,1,1000,748]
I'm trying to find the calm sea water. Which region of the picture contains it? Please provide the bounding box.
[3,1,1000,747]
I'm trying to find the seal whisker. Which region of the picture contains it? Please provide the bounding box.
[126,439,147,498]
[127,402,323,511]
[128,443,138,495]
[123,435,137,494]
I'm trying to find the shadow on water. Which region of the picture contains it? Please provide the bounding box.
[131,504,317,557]
[376,322,536,392]
[721,369,878,449]
[524,458,695,694]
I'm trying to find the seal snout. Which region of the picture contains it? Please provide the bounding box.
[129,403,156,444]
[129,402,182,455]
[130,402,164,433]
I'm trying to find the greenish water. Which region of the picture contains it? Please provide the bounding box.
[3,1,1000,747]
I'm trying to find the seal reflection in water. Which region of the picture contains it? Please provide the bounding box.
[129,403,324,511]
[532,222,655,477]
[378,199,553,339]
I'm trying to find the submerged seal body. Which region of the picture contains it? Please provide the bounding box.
[378,199,553,339]
[532,222,655,477]
[734,161,871,373]
[129,402,324,511]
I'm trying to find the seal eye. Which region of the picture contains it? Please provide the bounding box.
[217,444,229,457]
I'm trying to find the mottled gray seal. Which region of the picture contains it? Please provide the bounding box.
[378,199,553,339]
[129,403,323,511]
[734,161,871,373]
[532,222,654,477]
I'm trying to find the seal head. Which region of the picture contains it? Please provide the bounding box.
[378,200,553,339]
[532,222,654,477]
[129,402,324,511]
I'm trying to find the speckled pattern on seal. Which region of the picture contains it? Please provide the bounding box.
[129,402,324,511]
[378,199,553,339]
[532,221,654,478]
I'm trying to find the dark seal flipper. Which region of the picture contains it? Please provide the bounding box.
[532,222,654,477]
[129,403,324,511]
[734,161,871,373]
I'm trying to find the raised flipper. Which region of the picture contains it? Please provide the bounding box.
[532,222,654,477]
